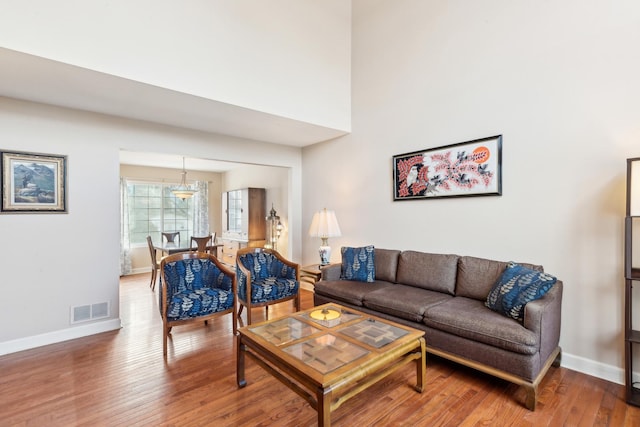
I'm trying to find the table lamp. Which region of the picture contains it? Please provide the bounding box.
[308,208,341,265]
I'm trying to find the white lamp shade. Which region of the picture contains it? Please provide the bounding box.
[308,208,342,238]
[630,159,640,216]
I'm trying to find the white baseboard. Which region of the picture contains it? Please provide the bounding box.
[560,351,623,385]
[0,318,122,356]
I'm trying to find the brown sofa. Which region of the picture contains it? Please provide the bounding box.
[313,248,562,410]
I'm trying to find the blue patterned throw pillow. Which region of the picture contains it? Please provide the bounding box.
[341,246,375,283]
[485,262,557,323]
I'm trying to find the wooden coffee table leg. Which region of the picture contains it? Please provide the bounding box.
[416,337,426,393]
[237,335,247,388]
[317,386,332,427]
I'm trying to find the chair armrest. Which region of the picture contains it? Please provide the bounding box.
[269,250,299,280]
[321,263,342,281]
[523,280,563,361]
[236,259,251,296]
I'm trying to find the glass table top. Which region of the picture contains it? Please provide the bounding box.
[244,304,418,374]
[339,318,409,349]
[248,317,320,346]
[283,334,369,374]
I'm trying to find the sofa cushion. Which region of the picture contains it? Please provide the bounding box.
[374,248,401,283]
[313,279,395,306]
[456,256,543,301]
[424,296,539,355]
[341,245,376,282]
[485,262,557,322]
[396,251,459,295]
[363,284,452,323]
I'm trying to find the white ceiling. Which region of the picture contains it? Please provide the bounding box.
[0,47,349,148]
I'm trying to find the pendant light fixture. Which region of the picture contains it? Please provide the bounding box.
[171,157,197,200]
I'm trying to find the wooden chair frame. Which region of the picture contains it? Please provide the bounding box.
[160,252,237,356]
[190,234,213,253]
[162,231,180,246]
[235,247,301,326]
[146,235,161,291]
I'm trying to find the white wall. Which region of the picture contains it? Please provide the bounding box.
[302,0,640,384]
[0,0,351,131]
[0,97,303,354]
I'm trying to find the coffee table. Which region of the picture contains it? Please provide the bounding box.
[236,303,426,426]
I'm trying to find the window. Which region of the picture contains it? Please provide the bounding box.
[127,181,194,246]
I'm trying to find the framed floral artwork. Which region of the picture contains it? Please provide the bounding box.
[393,135,502,201]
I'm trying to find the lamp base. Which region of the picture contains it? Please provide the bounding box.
[319,245,331,265]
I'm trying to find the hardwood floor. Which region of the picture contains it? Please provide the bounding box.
[1,273,640,426]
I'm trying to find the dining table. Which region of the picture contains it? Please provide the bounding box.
[154,242,223,257]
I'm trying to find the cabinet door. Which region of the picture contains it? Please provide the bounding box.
[224,189,244,235]
[246,188,265,240]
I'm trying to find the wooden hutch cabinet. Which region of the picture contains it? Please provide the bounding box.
[219,188,266,266]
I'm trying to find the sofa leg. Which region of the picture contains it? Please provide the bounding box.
[524,385,537,411]
[552,348,562,367]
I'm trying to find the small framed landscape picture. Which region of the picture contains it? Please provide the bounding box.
[1,150,67,213]
[393,135,502,201]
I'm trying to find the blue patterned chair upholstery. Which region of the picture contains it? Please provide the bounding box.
[236,248,300,325]
[160,252,236,356]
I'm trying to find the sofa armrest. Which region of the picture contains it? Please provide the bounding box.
[523,280,563,362]
[321,263,342,281]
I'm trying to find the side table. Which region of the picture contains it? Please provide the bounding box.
[300,264,322,289]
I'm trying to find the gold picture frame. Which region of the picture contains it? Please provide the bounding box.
[1,150,67,213]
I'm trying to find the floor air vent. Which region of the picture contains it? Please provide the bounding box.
[71,302,110,324]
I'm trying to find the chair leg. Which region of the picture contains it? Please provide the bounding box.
[163,324,168,357]
[150,269,156,290]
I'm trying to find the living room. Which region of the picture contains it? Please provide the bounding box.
[1,0,640,423]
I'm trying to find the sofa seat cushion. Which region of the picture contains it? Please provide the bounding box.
[363,284,452,322]
[424,297,539,355]
[313,280,395,306]
[246,277,299,304]
[168,288,234,320]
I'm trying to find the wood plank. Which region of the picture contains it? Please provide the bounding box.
[1,273,640,426]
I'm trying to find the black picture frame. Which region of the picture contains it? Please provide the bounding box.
[393,135,502,201]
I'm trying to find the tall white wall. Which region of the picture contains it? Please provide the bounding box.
[302,0,640,383]
[0,0,351,131]
[0,97,303,354]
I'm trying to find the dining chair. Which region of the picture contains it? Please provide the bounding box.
[190,234,213,253]
[235,247,300,326]
[162,231,180,246]
[146,236,161,291]
[160,252,237,356]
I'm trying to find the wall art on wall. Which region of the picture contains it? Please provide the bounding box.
[1,150,67,213]
[393,135,502,201]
